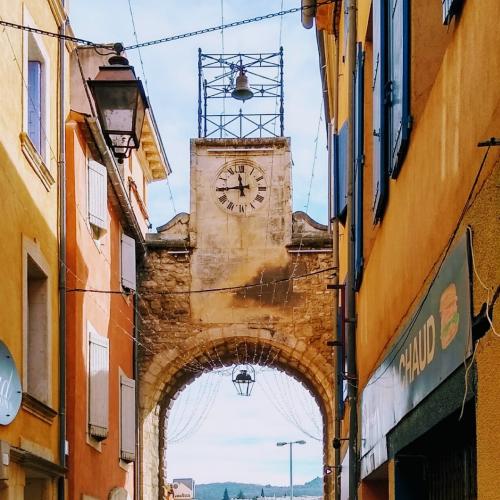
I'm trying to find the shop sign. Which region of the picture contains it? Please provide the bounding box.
[360,234,472,478]
[0,341,22,425]
[173,478,195,500]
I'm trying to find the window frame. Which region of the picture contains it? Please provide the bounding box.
[22,8,50,165]
[22,236,52,406]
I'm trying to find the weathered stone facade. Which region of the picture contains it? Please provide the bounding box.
[138,138,335,500]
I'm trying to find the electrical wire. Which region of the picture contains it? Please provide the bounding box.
[0,18,94,45]
[0,0,335,50]
[69,265,335,295]
[124,0,336,50]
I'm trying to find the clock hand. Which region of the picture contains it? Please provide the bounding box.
[215,186,244,191]
[237,174,251,197]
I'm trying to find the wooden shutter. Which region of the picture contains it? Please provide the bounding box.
[372,0,388,222]
[88,325,109,440]
[121,233,136,290]
[28,61,42,153]
[88,160,108,230]
[388,0,411,178]
[337,122,348,220]
[120,375,136,462]
[354,43,365,290]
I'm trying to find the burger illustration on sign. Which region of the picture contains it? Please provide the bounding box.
[439,283,460,349]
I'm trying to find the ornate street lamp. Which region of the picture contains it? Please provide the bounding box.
[232,365,255,396]
[88,43,148,163]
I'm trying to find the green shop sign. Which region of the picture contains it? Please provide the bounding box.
[360,234,472,478]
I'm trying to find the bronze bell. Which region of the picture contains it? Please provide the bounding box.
[231,70,254,101]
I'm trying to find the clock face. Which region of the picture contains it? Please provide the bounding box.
[213,162,268,215]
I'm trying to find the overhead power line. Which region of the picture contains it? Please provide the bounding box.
[67,265,336,296]
[1,0,335,50]
[0,19,94,45]
[124,0,335,50]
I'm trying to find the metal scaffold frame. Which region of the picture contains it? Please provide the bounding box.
[198,48,284,138]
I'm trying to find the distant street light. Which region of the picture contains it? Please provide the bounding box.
[276,440,306,500]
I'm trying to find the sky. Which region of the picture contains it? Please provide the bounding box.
[165,368,323,485]
[69,0,329,228]
[70,0,328,486]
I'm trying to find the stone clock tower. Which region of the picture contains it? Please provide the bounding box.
[189,137,292,323]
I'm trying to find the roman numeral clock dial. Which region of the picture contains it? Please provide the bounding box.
[213,162,268,215]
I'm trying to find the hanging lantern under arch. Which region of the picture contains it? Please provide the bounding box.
[232,365,255,397]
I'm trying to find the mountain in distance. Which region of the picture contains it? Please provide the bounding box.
[196,477,322,500]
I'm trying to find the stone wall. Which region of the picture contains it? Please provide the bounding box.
[138,244,335,500]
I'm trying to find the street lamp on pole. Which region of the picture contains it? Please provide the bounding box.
[276,440,306,500]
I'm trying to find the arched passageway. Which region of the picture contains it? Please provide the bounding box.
[139,335,334,500]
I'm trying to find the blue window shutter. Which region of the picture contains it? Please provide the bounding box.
[28,61,42,153]
[388,0,410,178]
[372,0,387,222]
[338,123,348,220]
[332,132,339,218]
[442,0,462,25]
[354,44,364,290]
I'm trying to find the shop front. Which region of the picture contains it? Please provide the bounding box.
[359,234,476,499]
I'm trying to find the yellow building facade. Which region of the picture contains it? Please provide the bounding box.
[0,0,68,496]
[306,0,500,498]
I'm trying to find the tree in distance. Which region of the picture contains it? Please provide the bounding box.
[237,490,245,499]
[223,489,230,500]
[260,489,265,498]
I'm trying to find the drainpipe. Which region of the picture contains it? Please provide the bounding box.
[330,32,341,500]
[345,1,358,499]
[134,293,140,499]
[57,13,67,500]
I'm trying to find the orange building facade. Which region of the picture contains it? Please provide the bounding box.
[65,46,170,499]
[305,0,500,499]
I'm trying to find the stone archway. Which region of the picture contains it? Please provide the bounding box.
[138,208,335,500]
[140,334,334,500]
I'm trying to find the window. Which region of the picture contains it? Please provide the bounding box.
[354,43,365,290]
[21,10,54,190]
[88,159,108,236]
[25,30,48,159]
[121,233,136,291]
[88,324,109,441]
[120,375,136,462]
[372,0,411,221]
[27,60,42,152]
[26,254,49,403]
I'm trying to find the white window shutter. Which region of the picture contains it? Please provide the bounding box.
[121,234,136,290]
[120,375,136,462]
[88,325,109,440]
[88,160,108,230]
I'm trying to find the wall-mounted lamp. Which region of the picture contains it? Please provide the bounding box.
[88,43,148,163]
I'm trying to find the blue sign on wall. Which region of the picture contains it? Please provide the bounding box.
[0,341,22,425]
